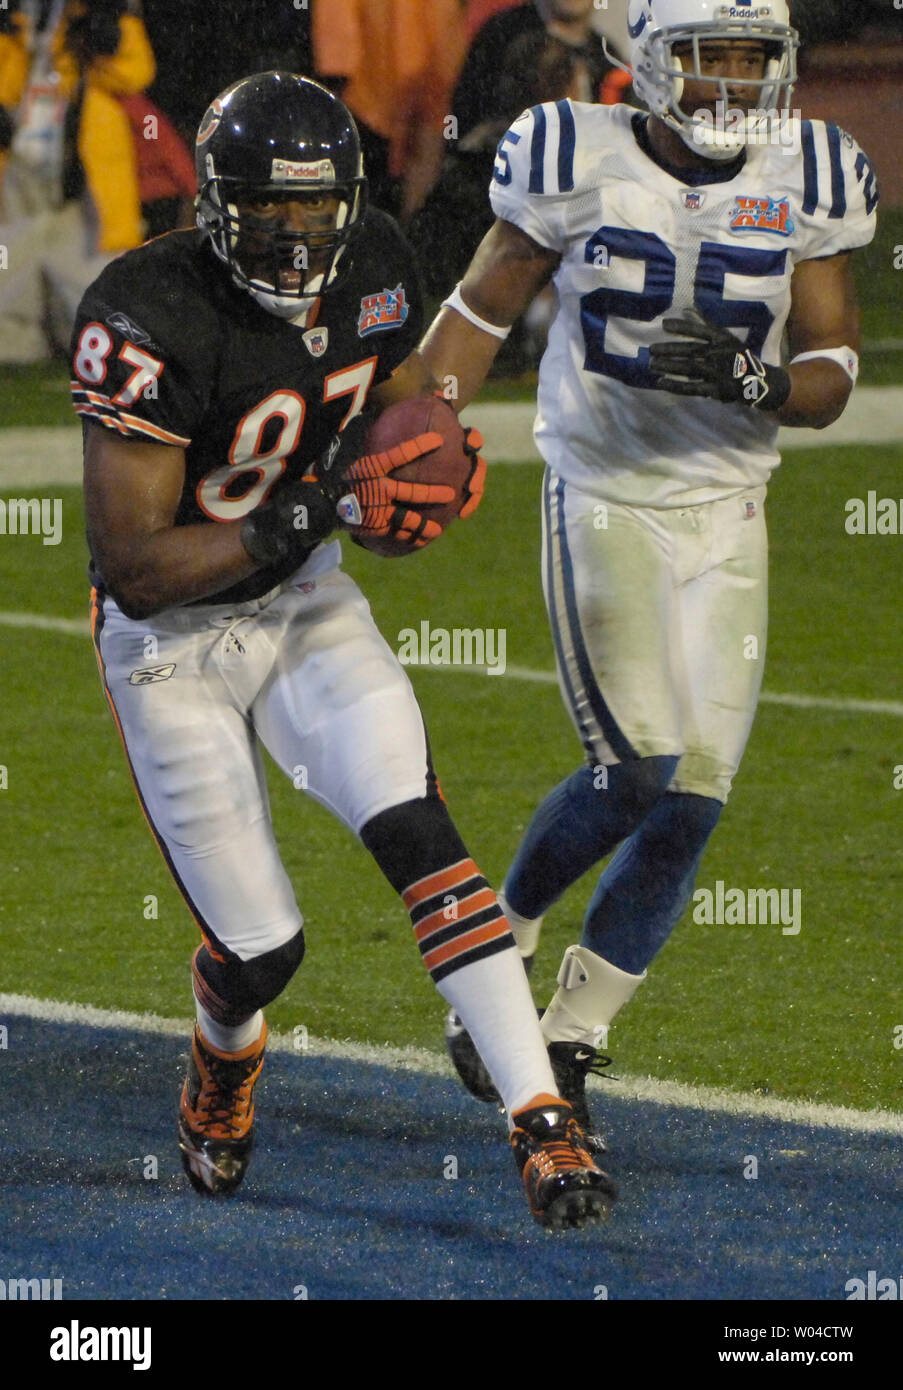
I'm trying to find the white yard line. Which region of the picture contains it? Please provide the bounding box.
[2,608,901,718]
[1,991,900,1135]
[1,385,902,484]
[0,610,89,636]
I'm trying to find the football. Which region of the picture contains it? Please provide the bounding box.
[351,396,474,558]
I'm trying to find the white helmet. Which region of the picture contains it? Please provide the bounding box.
[626,0,798,161]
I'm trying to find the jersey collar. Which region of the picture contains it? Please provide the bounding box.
[631,113,747,188]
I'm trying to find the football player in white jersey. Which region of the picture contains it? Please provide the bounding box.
[390,0,878,1148]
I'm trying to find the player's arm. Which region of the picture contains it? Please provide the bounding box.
[373,218,562,411]
[776,252,861,428]
[83,425,260,620]
[649,252,862,429]
[85,419,455,609]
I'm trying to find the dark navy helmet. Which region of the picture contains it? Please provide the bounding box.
[195,71,368,307]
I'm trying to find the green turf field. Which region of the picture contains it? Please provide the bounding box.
[2,436,901,1115]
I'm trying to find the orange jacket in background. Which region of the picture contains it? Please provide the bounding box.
[0,6,155,251]
[313,0,466,175]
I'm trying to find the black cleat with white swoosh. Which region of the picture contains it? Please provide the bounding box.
[547,1041,614,1155]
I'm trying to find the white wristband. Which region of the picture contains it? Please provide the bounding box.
[790,346,859,384]
[442,283,511,341]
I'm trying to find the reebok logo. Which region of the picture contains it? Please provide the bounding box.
[129,664,176,685]
[107,312,151,346]
[50,1321,151,1371]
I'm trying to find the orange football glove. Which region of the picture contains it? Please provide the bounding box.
[459,427,486,520]
[342,433,456,547]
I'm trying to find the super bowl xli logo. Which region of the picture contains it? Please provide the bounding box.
[730,195,795,236]
[358,285,409,337]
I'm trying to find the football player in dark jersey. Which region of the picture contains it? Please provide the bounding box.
[73,71,616,1229]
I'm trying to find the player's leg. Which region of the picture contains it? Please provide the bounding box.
[501,471,683,951]
[91,589,306,1194]
[542,489,769,1091]
[450,474,685,1133]
[253,569,617,1226]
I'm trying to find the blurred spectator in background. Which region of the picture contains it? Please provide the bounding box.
[454,0,630,145]
[312,0,466,225]
[412,0,633,372]
[0,0,154,361]
[465,0,523,41]
[119,88,195,238]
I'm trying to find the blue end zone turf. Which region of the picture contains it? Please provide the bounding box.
[0,1016,895,1301]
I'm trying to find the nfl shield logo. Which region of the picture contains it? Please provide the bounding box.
[337,495,363,526]
[303,327,329,357]
[682,191,705,210]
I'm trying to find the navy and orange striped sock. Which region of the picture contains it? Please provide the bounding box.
[403,856,513,981]
[362,798,560,1115]
[404,858,558,1115]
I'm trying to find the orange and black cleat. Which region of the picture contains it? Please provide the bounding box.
[510,1094,617,1230]
[178,1023,267,1196]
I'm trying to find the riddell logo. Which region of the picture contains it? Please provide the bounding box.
[272,157,335,182]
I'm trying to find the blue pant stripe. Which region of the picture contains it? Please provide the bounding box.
[548,473,637,763]
[543,470,592,756]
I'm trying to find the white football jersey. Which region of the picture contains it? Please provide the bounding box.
[489,102,878,506]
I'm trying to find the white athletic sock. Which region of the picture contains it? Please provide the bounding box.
[498,890,543,959]
[438,947,559,1119]
[195,1002,265,1054]
[541,945,645,1047]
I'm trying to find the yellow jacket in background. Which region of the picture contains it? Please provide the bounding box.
[0,6,155,251]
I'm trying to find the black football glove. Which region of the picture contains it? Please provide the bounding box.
[649,308,791,411]
[0,4,20,36]
[240,417,368,568]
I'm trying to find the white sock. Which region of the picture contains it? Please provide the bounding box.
[541,945,645,1047]
[195,1002,265,1054]
[498,889,543,959]
[438,947,558,1118]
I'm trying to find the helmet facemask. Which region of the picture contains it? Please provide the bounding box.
[197,166,368,315]
[632,18,798,162]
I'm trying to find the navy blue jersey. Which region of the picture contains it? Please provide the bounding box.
[72,209,422,603]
